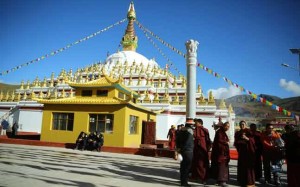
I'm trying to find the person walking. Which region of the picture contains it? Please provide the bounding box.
[11,121,19,137]
[1,119,9,136]
[167,125,176,150]
[234,121,256,187]
[261,124,283,185]
[176,122,194,187]
[190,118,211,185]
[210,121,230,187]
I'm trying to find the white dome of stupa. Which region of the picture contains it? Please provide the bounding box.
[105,50,159,70]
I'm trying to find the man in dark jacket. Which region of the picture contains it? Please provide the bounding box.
[176,122,194,187]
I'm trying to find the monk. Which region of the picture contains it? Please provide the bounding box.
[167,125,176,150]
[250,123,263,181]
[191,118,212,184]
[210,121,230,187]
[234,120,256,186]
[284,125,300,187]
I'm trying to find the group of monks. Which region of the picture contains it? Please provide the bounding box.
[234,121,300,187]
[173,119,230,187]
[170,119,300,187]
[74,131,104,152]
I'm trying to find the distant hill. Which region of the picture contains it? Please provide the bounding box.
[0,83,20,93]
[220,94,300,119]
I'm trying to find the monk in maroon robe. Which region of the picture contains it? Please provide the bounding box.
[234,121,256,186]
[210,121,230,186]
[284,126,300,187]
[167,125,176,150]
[250,123,263,181]
[191,118,212,184]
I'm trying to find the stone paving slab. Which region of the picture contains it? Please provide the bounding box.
[0,143,287,187]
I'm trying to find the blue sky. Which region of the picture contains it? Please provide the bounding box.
[0,0,300,99]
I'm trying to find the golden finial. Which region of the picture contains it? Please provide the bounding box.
[219,99,226,109]
[49,79,54,87]
[16,92,21,101]
[0,91,3,101]
[31,91,36,99]
[172,76,177,88]
[143,90,150,103]
[172,90,179,105]
[197,84,202,93]
[20,80,24,90]
[153,90,160,103]
[182,79,186,88]
[23,93,27,100]
[51,72,55,80]
[137,75,142,86]
[26,81,30,89]
[208,91,215,105]
[39,90,43,99]
[161,89,170,103]
[228,104,234,113]
[158,77,162,88]
[121,2,138,51]
[42,77,47,87]
[198,93,206,105]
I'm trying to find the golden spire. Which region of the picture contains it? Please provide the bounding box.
[208,91,215,105]
[153,90,160,103]
[172,91,179,105]
[219,99,226,109]
[20,81,24,90]
[121,2,138,51]
[228,104,234,113]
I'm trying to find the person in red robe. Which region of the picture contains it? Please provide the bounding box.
[191,118,212,184]
[234,120,256,186]
[250,123,263,181]
[284,125,300,187]
[167,125,176,150]
[210,121,230,187]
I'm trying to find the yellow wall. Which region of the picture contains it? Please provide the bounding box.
[123,106,156,147]
[40,104,156,148]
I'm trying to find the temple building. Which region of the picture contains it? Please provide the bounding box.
[0,2,235,147]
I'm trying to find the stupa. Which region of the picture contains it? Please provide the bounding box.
[0,2,235,143]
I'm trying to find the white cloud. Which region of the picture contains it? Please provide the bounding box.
[207,85,242,99]
[279,79,300,96]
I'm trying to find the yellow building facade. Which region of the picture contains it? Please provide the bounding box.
[36,74,156,148]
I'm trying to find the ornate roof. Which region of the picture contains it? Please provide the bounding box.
[67,75,118,87]
[34,97,124,104]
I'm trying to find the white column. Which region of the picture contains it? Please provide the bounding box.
[185,40,199,123]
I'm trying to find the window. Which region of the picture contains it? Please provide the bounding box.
[97,90,108,97]
[89,114,113,133]
[129,115,138,134]
[118,91,125,99]
[52,113,74,131]
[82,90,92,96]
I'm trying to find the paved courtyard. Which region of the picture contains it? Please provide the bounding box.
[0,143,287,187]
